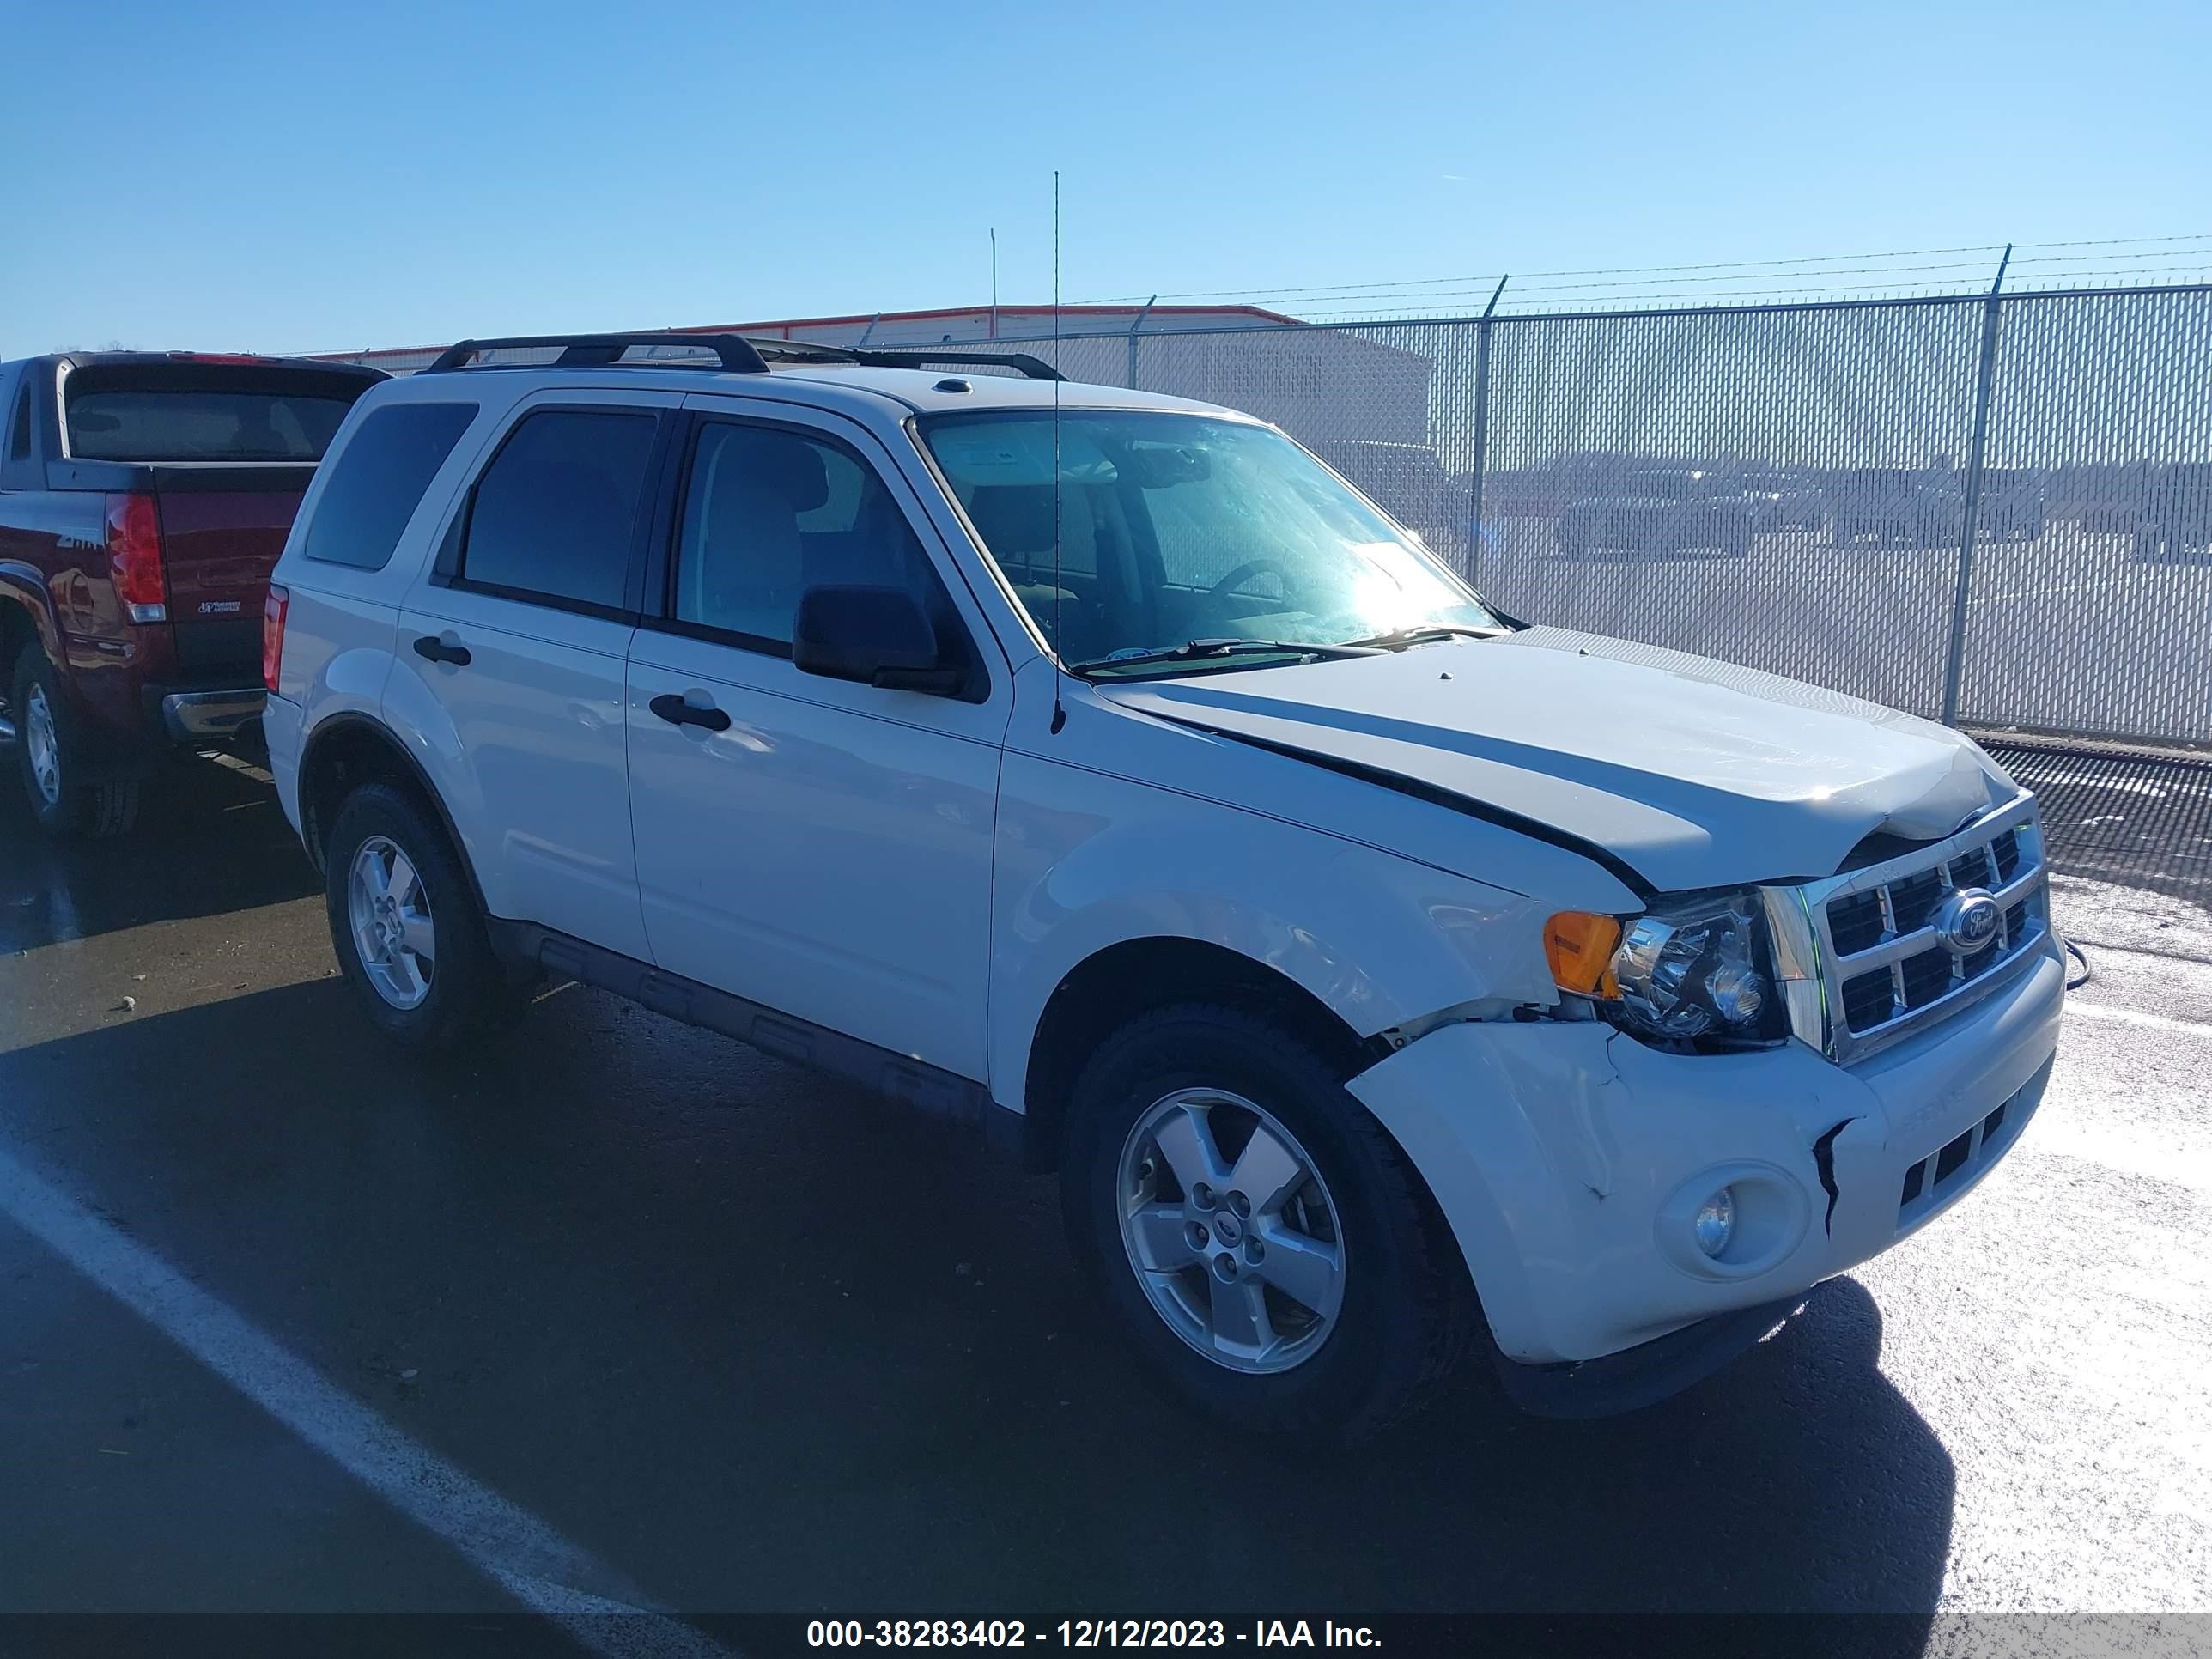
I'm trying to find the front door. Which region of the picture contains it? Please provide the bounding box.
[624,401,1010,1081]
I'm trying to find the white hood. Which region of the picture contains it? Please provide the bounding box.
[1103,626,2014,894]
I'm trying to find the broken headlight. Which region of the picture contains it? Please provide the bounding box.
[1607,890,1777,1044]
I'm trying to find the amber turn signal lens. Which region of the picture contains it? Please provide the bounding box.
[1545,911,1623,997]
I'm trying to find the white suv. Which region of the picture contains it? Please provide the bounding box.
[263,332,2063,1437]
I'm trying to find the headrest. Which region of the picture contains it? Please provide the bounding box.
[713,428,829,514]
[964,483,1060,559]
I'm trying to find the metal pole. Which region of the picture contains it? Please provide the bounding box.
[990,229,999,340]
[855,312,882,348]
[1126,294,1156,388]
[1939,245,2012,726]
[1463,276,1509,587]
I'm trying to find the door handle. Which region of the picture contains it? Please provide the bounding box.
[649,693,732,732]
[413,635,471,667]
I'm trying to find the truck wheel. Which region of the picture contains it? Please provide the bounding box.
[9,645,139,839]
[324,782,526,1054]
[1060,1004,1469,1442]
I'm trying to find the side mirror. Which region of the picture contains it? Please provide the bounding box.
[792,584,960,695]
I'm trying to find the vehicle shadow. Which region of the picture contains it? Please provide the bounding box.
[0,752,316,953]
[0,975,1955,1631]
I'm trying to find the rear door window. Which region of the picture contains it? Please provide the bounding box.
[302,403,479,571]
[459,408,659,613]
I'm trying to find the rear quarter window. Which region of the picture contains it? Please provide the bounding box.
[301,402,481,571]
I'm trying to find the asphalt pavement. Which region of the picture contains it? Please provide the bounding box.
[0,748,2206,1641]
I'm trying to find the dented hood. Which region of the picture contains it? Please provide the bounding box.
[1102,625,2014,894]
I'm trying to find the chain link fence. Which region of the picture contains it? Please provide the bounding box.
[965,285,2212,750]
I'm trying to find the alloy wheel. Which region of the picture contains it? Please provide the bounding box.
[348,836,436,1010]
[1117,1088,1347,1374]
[24,684,61,807]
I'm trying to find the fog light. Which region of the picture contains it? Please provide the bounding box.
[1693,1187,1736,1259]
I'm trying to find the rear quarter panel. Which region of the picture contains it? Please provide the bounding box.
[272,386,503,881]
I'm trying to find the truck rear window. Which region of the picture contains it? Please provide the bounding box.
[61,365,375,463]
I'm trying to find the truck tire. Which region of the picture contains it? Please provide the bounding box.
[324,782,527,1054]
[1060,1004,1471,1443]
[10,644,140,839]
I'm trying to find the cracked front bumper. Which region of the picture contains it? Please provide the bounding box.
[1347,933,2064,1377]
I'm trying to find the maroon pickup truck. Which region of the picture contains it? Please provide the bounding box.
[0,351,384,836]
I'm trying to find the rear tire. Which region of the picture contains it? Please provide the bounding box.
[324,782,525,1054]
[1060,1004,1471,1443]
[10,644,140,839]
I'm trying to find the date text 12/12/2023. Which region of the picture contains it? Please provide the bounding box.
[805,1620,1382,1648]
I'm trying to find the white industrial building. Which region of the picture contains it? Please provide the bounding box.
[313,302,1438,449]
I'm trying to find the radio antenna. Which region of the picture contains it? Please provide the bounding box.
[1048,169,1066,736]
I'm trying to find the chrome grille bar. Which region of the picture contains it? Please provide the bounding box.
[1763,792,2051,1066]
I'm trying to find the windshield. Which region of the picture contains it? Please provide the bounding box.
[919,410,1496,674]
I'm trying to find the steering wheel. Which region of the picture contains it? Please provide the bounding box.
[1206,559,1292,608]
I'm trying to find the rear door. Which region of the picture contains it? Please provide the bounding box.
[395,389,677,960]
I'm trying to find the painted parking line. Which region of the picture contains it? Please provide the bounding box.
[2066,1000,2212,1039]
[0,1143,733,1659]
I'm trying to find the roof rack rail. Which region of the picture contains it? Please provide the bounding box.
[746,338,1066,382]
[422,333,771,374]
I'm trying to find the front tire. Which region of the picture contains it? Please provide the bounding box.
[1060,1005,1469,1442]
[324,782,522,1054]
[10,644,139,839]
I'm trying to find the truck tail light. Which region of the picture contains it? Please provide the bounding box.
[263,584,289,693]
[105,492,167,623]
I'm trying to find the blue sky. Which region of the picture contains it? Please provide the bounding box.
[4,0,2208,359]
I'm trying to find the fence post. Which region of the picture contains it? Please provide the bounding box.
[1126,295,1157,389]
[1463,276,1510,587]
[1940,246,2012,726]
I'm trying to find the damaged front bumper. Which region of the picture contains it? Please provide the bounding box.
[1346,931,2064,1410]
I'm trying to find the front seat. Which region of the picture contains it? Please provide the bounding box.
[964,483,1097,659]
[693,431,828,641]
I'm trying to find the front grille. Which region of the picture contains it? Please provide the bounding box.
[1808,795,2049,1063]
[1898,1089,2024,1228]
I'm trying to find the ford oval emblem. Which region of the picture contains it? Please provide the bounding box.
[1934,888,2003,956]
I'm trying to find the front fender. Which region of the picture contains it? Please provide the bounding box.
[987,744,1554,1110]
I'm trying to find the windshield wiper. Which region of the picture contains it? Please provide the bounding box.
[1067,637,1382,676]
[1337,623,1508,650]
